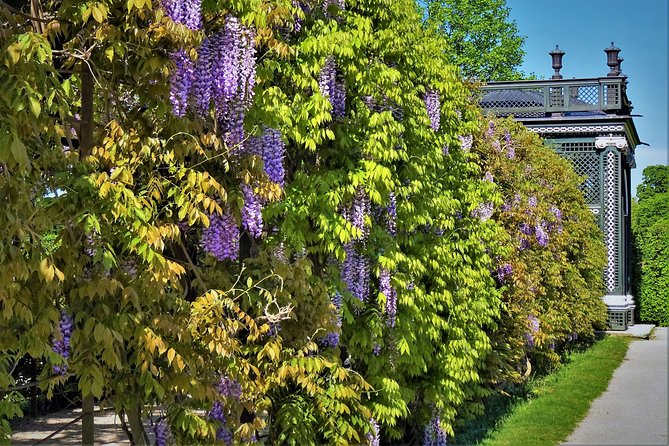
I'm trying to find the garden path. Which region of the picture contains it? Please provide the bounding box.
[563,327,668,445]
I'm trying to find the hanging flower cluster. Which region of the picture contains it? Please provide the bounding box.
[386,191,397,236]
[471,202,494,221]
[380,267,396,327]
[320,292,343,348]
[535,222,549,247]
[261,128,286,186]
[423,90,440,131]
[209,401,233,445]
[318,57,346,118]
[366,418,380,446]
[169,49,194,117]
[167,15,257,149]
[496,263,513,284]
[525,314,540,348]
[216,376,242,399]
[342,243,370,303]
[162,0,202,30]
[423,414,448,446]
[458,134,473,151]
[340,188,371,303]
[503,130,516,159]
[344,187,370,239]
[154,419,170,446]
[241,184,263,238]
[245,128,286,185]
[52,311,73,375]
[201,206,240,261]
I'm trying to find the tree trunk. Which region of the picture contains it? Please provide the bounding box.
[81,394,95,445]
[126,405,149,446]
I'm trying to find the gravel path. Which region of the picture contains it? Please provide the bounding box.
[563,327,668,445]
[11,407,156,445]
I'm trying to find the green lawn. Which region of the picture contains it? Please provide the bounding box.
[453,336,631,446]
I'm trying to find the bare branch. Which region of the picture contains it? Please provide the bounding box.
[0,1,52,23]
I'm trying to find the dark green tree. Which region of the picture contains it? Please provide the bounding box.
[423,0,526,81]
[632,165,669,326]
[636,164,669,202]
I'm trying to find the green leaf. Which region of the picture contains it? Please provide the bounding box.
[28,97,41,117]
[10,135,28,168]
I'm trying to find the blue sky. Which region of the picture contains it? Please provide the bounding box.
[505,0,668,195]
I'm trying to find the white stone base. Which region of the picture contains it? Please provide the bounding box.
[603,294,635,310]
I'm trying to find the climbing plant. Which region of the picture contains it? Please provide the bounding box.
[469,116,607,393]
[0,0,609,444]
[0,0,505,443]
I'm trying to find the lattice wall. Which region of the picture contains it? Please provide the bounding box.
[555,142,600,205]
[604,150,621,293]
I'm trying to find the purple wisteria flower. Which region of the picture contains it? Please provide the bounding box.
[386,192,397,237]
[241,184,263,238]
[84,232,98,258]
[341,243,370,303]
[458,134,473,151]
[319,331,340,348]
[525,314,540,348]
[239,25,257,105]
[214,18,241,112]
[216,376,242,399]
[380,267,397,327]
[201,206,240,261]
[484,171,494,183]
[320,292,343,348]
[503,130,512,144]
[261,128,286,186]
[372,343,381,356]
[209,401,233,445]
[169,49,194,117]
[318,57,345,117]
[535,222,549,247]
[331,75,346,118]
[519,222,533,236]
[527,196,537,208]
[343,187,370,241]
[496,263,513,284]
[471,202,494,221]
[162,0,202,30]
[485,120,496,138]
[423,414,448,446]
[185,15,256,142]
[52,311,73,375]
[500,202,511,213]
[192,36,215,116]
[424,90,440,131]
[550,205,562,220]
[154,419,170,446]
[366,418,380,446]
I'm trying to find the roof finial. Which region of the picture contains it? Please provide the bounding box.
[604,42,621,76]
[549,45,565,79]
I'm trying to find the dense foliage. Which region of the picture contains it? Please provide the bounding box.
[632,165,669,326]
[0,0,607,444]
[470,116,607,389]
